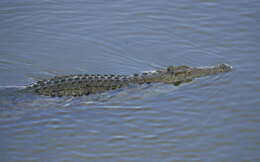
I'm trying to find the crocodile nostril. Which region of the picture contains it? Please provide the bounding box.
[217,64,232,72]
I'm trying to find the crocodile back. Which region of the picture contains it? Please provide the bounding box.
[26,74,132,97]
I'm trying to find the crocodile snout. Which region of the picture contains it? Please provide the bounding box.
[217,64,232,72]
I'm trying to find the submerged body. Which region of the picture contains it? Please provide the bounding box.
[25,64,232,97]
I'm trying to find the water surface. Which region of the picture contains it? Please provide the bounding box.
[0,0,259,161]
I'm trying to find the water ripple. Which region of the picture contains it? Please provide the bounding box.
[0,0,260,161]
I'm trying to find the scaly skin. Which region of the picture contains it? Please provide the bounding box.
[25,64,232,97]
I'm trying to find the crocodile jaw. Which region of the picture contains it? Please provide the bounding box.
[161,64,232,84]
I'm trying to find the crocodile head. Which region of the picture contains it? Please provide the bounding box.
[162,64,232,85]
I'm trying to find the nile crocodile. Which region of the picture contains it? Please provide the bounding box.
[24,64,232,97]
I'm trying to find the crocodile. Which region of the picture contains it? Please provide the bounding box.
[24,64,232,97]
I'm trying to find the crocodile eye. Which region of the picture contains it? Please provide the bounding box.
[167,66,174,73]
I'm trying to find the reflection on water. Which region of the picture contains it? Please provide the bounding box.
[0,0,259,161]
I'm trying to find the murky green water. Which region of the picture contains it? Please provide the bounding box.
[0,0,259,161]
